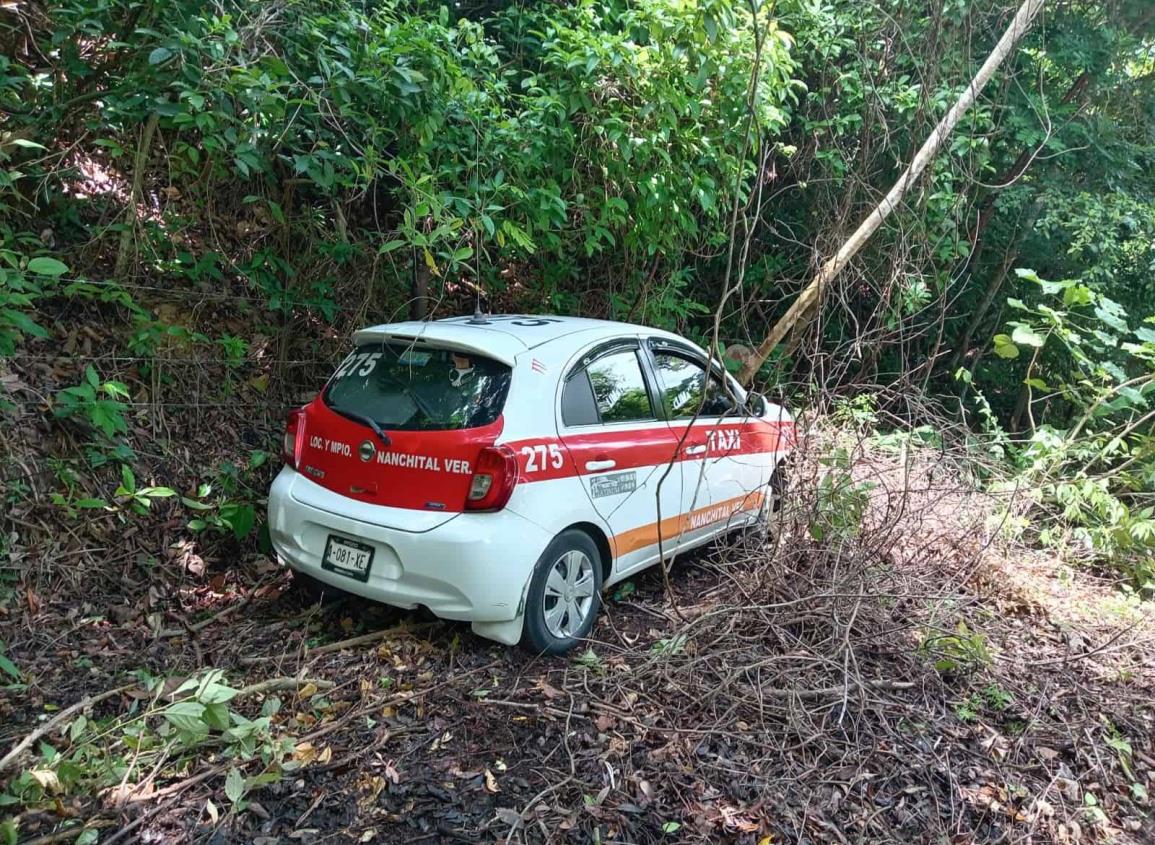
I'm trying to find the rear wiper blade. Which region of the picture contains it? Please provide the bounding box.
[340,410,392,447]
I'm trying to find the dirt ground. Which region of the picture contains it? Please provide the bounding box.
[2,435,1153,845]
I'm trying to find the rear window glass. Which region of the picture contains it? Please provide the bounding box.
[324,343,511,430]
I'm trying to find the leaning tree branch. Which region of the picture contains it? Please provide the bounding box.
[738,0,1047,384]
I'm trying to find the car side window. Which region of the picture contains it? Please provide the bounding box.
[652,352,738,418]
[580,349,655,424]
[560,369,600,426]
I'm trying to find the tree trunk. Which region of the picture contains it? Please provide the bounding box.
[948,199,1041,373]
[412,254,430,321]
[737,0,1047,385]
[114,111,159,279]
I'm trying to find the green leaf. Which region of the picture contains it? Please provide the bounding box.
[102,381,130,399]
[992,334,1019,359]
[227,505,255,540]
[379,239,407,253]
[163,701,207,734]
[1094,299,1129,333]
[90,404,127,437]
[1062,284,1094,307]
[199,680,239,705]
[0,310,49,337]
[661,821,681,834]
[224,767,245,805]
[149,47,174,66]
[1011,325,1045,348]
[1117,386,1147,408]
[202,701,230,731]
[0,650,20,681]
[27,257,69,276]
[139,486,177,498]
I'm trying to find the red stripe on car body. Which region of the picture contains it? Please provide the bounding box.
[508,420,795,483]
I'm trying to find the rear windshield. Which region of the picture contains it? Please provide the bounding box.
[324,343,512,431]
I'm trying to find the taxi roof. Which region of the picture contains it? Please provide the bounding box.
[353,314,685,367]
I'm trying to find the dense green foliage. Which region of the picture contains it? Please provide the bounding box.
[1,1,1153,582]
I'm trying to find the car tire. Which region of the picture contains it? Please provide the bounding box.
[752,461,787,535]
[521,529,604,655]
[293,571,349,605]
[768,461,786,514]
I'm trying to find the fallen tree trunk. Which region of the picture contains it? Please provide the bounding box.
[737,0,1047,384]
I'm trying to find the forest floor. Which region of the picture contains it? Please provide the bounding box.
[2,435,1154,845]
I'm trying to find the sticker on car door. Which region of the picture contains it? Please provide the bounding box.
[589,470,637,498]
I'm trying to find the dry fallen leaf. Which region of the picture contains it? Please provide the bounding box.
[536,678,563,700]
[494,808,521,826]
[298,682,319,700]
[293,742,318,766]
[29,769,61,794]
[383,761,401,784]
[484,768,500,793]
[358,774,387,808]
[638,779,654,803]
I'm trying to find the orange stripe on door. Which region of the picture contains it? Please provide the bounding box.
[611,491,765,557]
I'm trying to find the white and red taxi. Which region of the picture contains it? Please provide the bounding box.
[268,315,793,653]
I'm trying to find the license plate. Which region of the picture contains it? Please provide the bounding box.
[321,535,374,582]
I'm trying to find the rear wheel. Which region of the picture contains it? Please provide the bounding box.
[521,530,604,655]
[754,461,787,534]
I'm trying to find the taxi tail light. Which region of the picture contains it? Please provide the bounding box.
[283,408,306,468]
[465,445,519,511]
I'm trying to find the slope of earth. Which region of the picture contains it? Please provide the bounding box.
[2,432,1152,845]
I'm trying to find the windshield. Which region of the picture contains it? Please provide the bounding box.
[323,342,511,431]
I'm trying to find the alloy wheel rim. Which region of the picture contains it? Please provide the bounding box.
[542,549,595,639]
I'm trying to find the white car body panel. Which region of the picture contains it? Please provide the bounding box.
[267,315,794,646]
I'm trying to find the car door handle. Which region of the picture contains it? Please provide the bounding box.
[585,459,617,472]
[683,445,707,456]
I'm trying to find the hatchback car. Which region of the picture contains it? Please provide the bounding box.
[268,315,794,653]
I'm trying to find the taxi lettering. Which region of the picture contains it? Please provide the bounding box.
[375,451,472,475]
[707,428,741,453]
[688,502,735,530]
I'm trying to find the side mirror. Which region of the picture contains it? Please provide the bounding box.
[746,391,767,416]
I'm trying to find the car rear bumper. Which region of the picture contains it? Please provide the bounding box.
[267,467,550,642]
